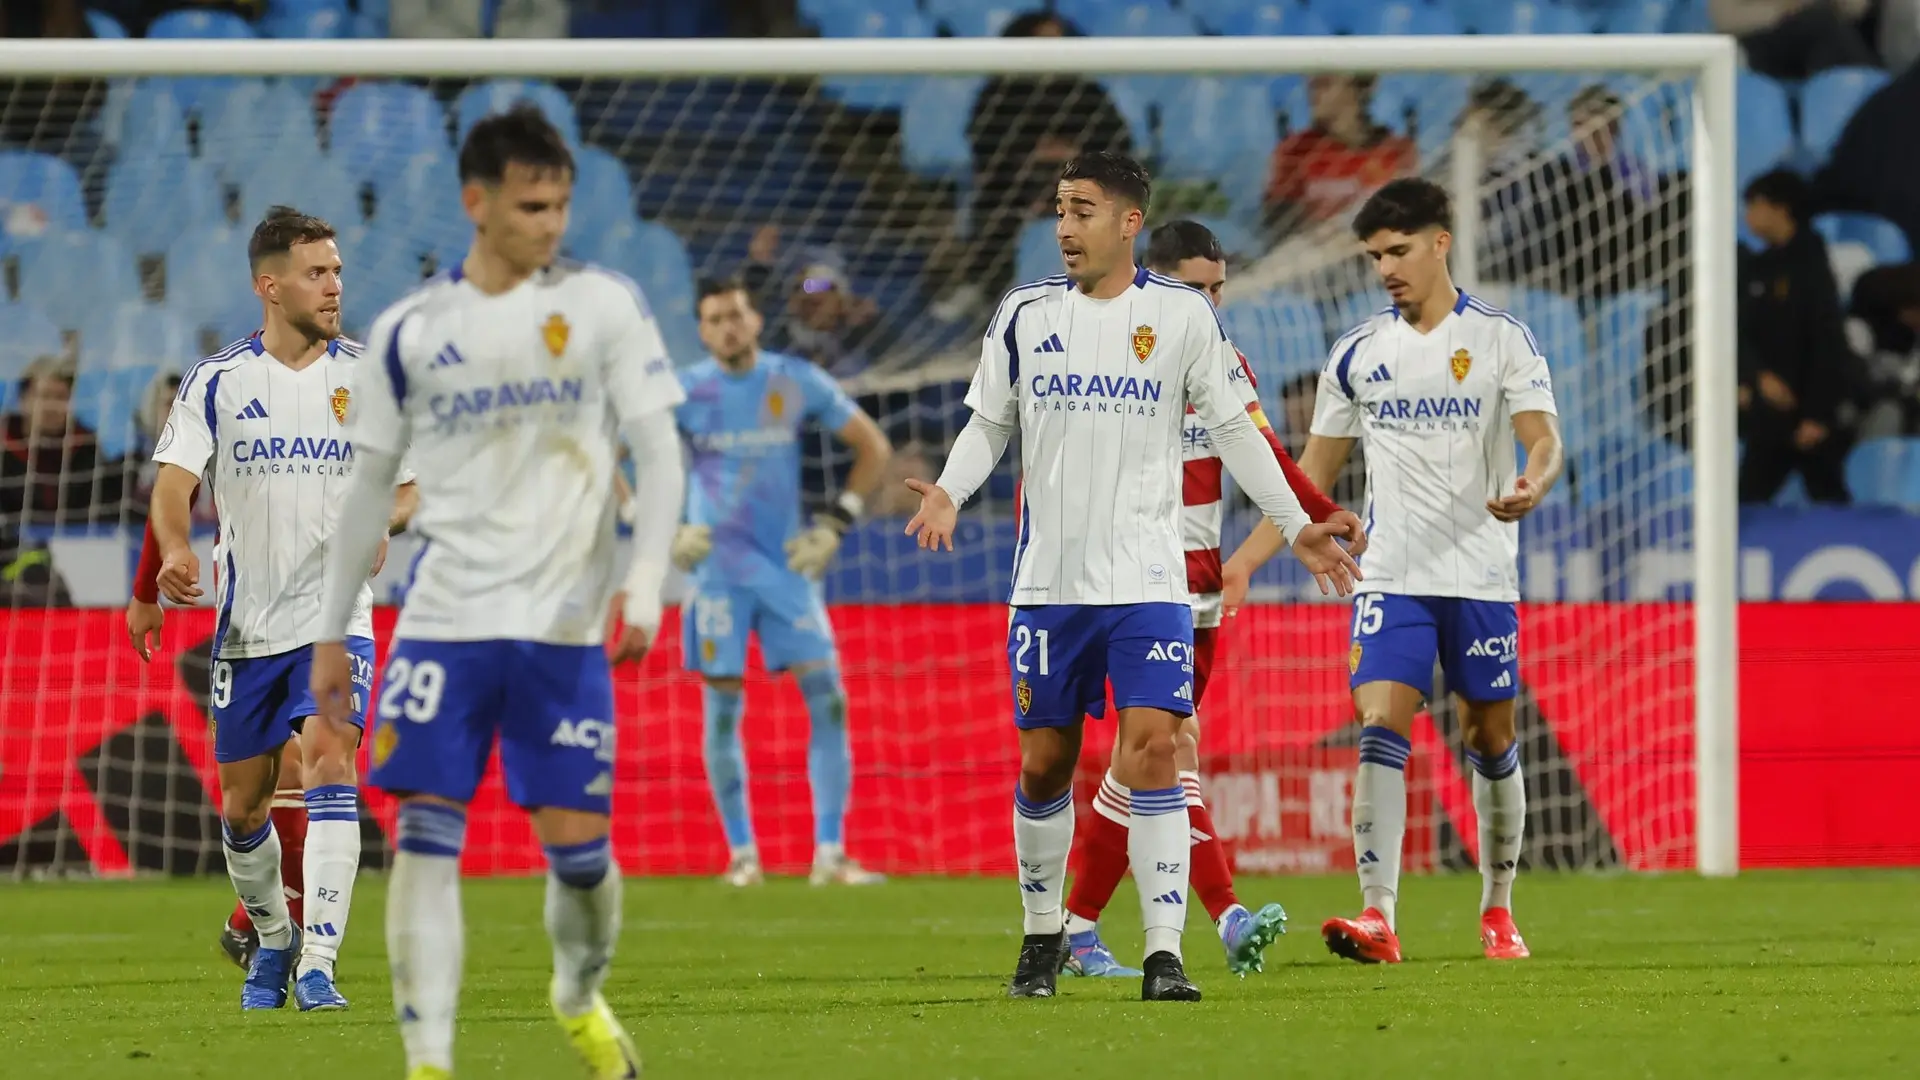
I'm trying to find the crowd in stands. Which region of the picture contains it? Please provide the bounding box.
[7,0,1920,607]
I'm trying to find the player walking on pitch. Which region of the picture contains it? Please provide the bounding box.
[1059,220,1366,980]
[906,152,1361,1002]
[1222,178,1564,964]
[674,277,894,887]
[145,206,418,1011]
[310,107,684,1080]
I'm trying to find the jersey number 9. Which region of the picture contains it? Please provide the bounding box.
[379,657,446,723]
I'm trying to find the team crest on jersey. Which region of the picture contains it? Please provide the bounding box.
[1450,348,1472,382]
[330,386,350,424]
[701,639,716,664]
[1015,677,1032,714]
[767,390,785,419]
[1349,642,1363,675]
[372,721,399,767]
[1131,325,1156,363]
[542,313,570,358]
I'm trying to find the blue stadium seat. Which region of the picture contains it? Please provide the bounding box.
[19,232,141,333]
[164,228,252,328]
[70,364,157,459]
[811,6,933,38]
[1575,434,1693,509]
[1191,214,1260,259]
[237,153,362,233]
[0,152,88,237]
[1813,212,1912,267]
[1324,1,1461,35]
[1014,218,1061,286]
[454,79,581,147]
[1369,75,1470,159]
[1156,77,1276,182]
[0,303,65,393]
[1322,292,1388,341]
[1798,66,1888,167]
[576,219,701,362]
[1736,72,1793,186]
[105,81,191,159]
[1056,0,1197,36]
[567,146,636,246]
[83,302,197,374]
[261,5,349,38]
[1666,0,1712,31]
[329,82,450,179]
[1500,288,1590,448]
[335,225,433,332]
[87,10,128,37]
[369,151,466,270]
[1219,290,1327,390]
[923,0,1019,36]
[1206,2,1331,36]
[1601,0,1675,33]
[902,78,980,180]
[103,156,225,257]
[147,9,256,38]
[1587,290,1662,431]
[199,79,320,184]
[1101,77,1156,158]
[1462,0,1591,34]
[1841,438,1913,506]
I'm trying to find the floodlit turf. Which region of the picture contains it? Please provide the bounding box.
[3,872,1917,1078]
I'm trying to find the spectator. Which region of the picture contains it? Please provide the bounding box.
[741,228,885,377]
[1493,85,1654,300]
[1883,0,1920,73]
[1848,262,1920,437]
[1712,0,1877,81]
[1813,62,1920,251]
[0,522,72,607]
[1263,74,1415,233]
[1275,371,1367,506]
[0,358,137,526]
[933,10,1133,319]
[1737,169,1856,504]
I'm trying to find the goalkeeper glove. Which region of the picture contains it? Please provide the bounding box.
[670,524,712,571]
[785,492,863,578]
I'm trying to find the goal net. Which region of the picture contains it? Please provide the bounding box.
[0,37,1736,881]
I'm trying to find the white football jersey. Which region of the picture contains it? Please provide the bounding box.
[1310,291,1557,602]
[969,268,1278,607]
[350,260,683,646]
[154,334,381,659]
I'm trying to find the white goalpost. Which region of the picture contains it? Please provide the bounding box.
[0,34,1737,880]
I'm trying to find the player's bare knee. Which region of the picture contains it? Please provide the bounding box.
[531,806,610,849]
[1018,731,1077,800]
[1460,701,1517,757]
[220,785,273,835]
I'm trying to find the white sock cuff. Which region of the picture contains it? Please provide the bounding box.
[1178,770,1204,808]
[1094,771,1131,825]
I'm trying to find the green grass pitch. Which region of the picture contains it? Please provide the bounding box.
[3,872,1916,1078]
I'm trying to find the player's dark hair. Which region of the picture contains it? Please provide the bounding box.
[247,205,336,272]
[697,275,755,310]
[1351,178,1453,239]
[458,103,575,185]
[1743,168,1810,224]
[1059,151,1152,211]
[1145,220,1224,271]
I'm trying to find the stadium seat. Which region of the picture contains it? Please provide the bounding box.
[82,302,197,374]
[567,146,637,246]
[1324,1,1462,36]
[1219,290,1327,390]
[901,78,980,180]
[1101,77,1156,159]
[87,10,129,38]
[70,359,164,459]
[335,225,433,333]
[1369,75,1470,160]
[198,79,321,183]
[102,156,225,258]
[454,80,581,147]
[1735,72,1793,186]
[1156,77,1277,182]
[147,9,256,38]
[1461,0,1591,35]
[1013,218,1061,287]
[1191,214,1259,259]
[1600,0,1675,33]
[368,151,468,273]
[1501,288,1591,448]
[1814,212,1912,266]
[260,5,349,38]
[1574,434,1693,509]
[237,154,363,234]
[1056,0,1197,36]
[923,0,1020,36]
[1842,438,1918,507]
[575,218,701,362]
[19,231,141,333]
[0,303,65,393]
[1208,2,1331,36]
[163,228,252,327]
[1798,67,1888,167]
[103,81,191,159]
[810,6,933,38]
[329,81,451,180]
[0,152,89,239]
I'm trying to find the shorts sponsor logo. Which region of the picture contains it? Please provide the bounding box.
[1467,632,1518,661]
[1144,640,1192,664]
[551,718,617,764]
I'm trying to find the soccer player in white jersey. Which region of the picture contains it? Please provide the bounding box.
[148,206,419,1012]
[1221,178,1564,964]
[905,152,1362,1002]
[308,107,684,1080]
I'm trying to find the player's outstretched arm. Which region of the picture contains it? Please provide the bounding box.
[1220,431,1361,613]
[612,411,685,665]
[906,411,1010,552]
[1488,411,1564,523]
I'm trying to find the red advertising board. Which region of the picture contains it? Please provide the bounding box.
[1,603,1916,876]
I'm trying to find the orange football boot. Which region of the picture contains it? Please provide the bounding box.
[1320,908,1402,964]
[1480,907,1530,960]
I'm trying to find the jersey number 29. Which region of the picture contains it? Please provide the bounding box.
[380,657,446,723]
